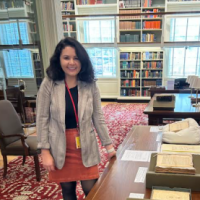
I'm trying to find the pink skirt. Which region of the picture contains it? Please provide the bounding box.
[49,129,99,183]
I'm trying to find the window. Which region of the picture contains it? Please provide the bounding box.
[3,50,34,78]
[78,18,115,43]
[167,17,200,77]
[0,21,34,78]
[168,47,200,77]
[87,48,117,78]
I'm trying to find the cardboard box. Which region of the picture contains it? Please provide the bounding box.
[146,153,200,191]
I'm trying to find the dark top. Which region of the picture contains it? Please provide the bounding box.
[65,85,78,129]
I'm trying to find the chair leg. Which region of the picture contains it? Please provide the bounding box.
[22,155,26,165]
[34,155,41,182]
[3,155,7,178]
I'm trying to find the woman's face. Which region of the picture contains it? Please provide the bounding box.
[60,46,81,79]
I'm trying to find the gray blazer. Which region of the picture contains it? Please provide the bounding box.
[36,77,112,169]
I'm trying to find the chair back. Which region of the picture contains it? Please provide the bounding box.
[0,100,24,149]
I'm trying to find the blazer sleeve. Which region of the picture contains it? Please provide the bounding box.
[92,82,112,146]
[36,77,53,149]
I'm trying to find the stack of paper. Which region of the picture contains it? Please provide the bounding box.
[155,153,196,175]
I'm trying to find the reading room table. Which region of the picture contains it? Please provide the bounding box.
[86,126,200,200]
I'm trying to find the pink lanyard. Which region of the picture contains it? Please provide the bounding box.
[65,82,79,129]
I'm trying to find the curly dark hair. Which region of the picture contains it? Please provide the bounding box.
[46,37,95,83]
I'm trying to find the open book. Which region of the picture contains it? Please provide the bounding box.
[155,153,196,175]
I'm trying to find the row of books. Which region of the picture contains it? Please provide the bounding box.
[142,52,163,60]
[143,0,152,7]
[120,34,140,42]
[142,80,162,86]
[120,61,140,69]
[143,9,163,18]
[0,1,24,9]
[62,12,72,17]
[76,0,96,5]
[168,0,200,1]
[120,21,141,30]
[61,2,74,10]
[121,89,141,96]
[33,53,40,62]
[142,89,150,96]
[142,33,156,42]
[119,0,141,8]
[143,21,161,29]
[63,24,74,31]
[120,52,141,60]
[119,10,141,19]
[121,80,140,87]
[142,79,162,87]
[121,70,140,78]
[143,61,163,69]
[142,70,162,78]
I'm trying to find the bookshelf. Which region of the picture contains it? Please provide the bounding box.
[32,52,43,90]
[76,0,117,5]
[120,50,163,98]
[0,0,34,18]
[118,0,165,43]
[61,0,77,39]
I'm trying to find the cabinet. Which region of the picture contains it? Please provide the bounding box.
[120,50,163,98]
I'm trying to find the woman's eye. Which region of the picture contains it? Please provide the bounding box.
[74,57,79,60]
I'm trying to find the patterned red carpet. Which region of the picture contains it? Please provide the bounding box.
[0,103,148,200]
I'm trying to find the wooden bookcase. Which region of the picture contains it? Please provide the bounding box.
[120,50,163,98]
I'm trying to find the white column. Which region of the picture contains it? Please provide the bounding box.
[36,0,63,72]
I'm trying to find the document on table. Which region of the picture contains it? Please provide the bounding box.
[151,189,190,200]
[156,133,163,142]
[134,167,148,183]
[129,193,144,198]
[161,144,200,154]
[150,126,163,133]
[121,150,151,162]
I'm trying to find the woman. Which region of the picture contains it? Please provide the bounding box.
[36,37,116,200]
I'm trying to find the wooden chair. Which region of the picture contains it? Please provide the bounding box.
[0,87,27,123]
[0,100,41,181]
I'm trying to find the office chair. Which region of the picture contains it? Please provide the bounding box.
[0,100,41,181]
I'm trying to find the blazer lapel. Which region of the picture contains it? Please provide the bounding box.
[55,80,65,129]
[78,81,88,126]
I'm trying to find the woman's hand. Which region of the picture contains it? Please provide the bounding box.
[41,149,55,172]
[105,144,116,159]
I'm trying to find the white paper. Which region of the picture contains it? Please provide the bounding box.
[166,79,175,90]
[156,133,162,142]
[121,150,151,162]
[129,193,144,198]
[134,167,148,183]
[157,142,161,152]
[150,126,163,133]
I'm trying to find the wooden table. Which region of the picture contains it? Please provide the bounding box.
[86,126,200,200]
[143,93,200,125]
[149,88,191,98]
